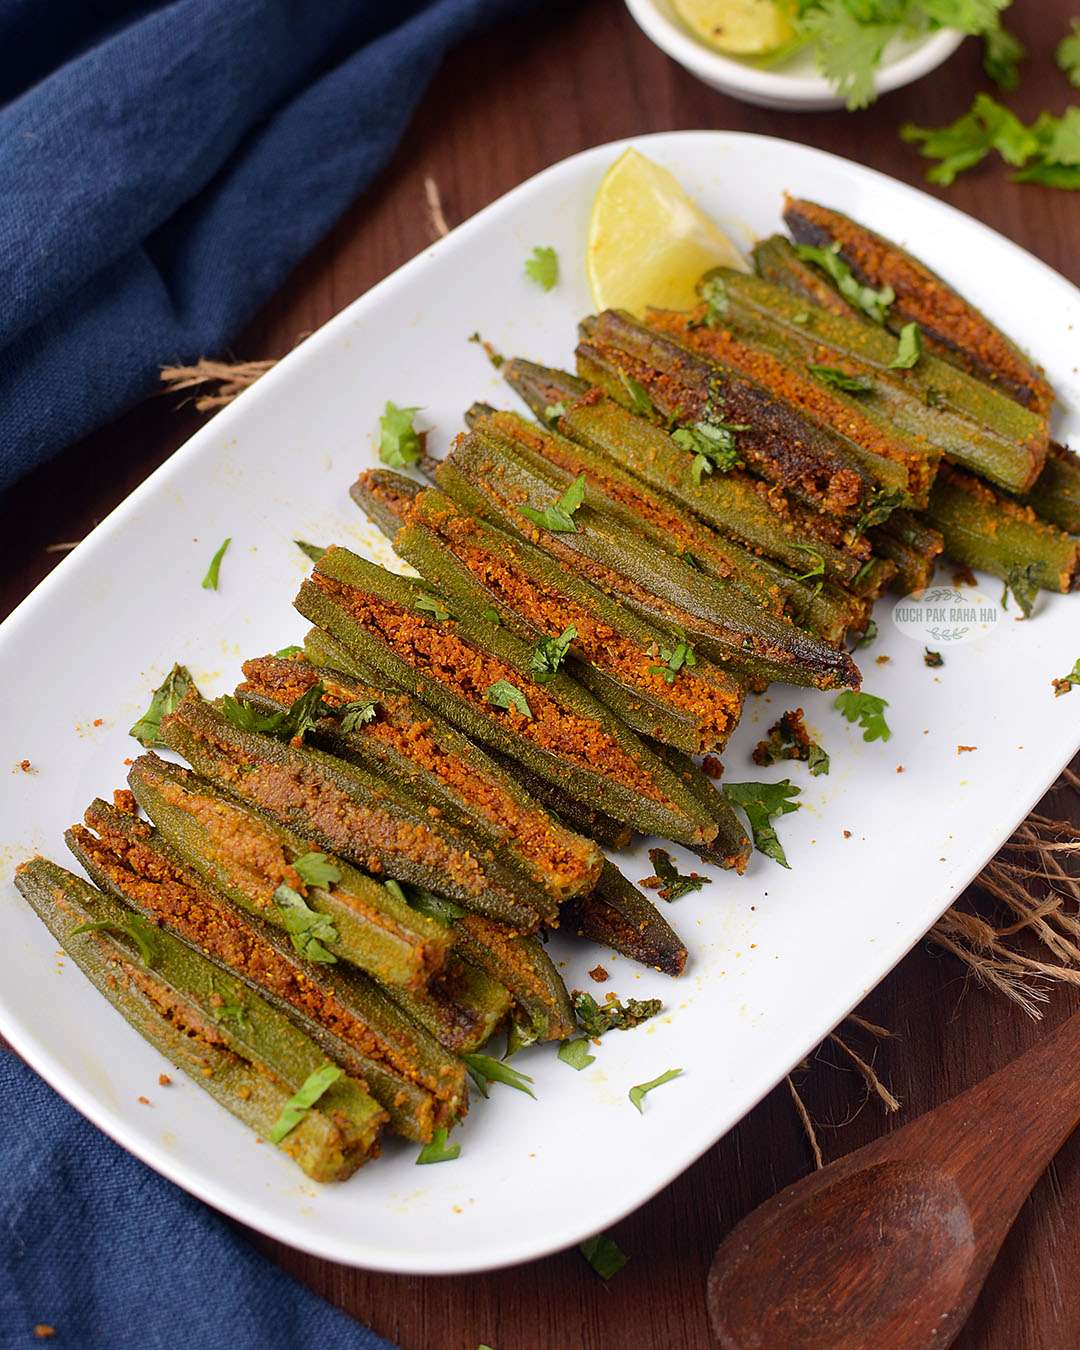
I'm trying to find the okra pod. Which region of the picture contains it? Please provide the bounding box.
[379,950,511,1054]
[707,269,1049,493]
[236,652,603,908]
[1015,443,1080,535]
[397,487,746,756]
[922,463,1080,595]
[445,428,861,691]
[453,912,576,1045]
[645,307,940,509]
[782,197,1055,416]
[66,799,467,1139]
[160,695,545,930]
[499,359,874,588]
[349,469,422,541]
[128,753,451,991]
[752,234,863,321]
[294,546,720,847]
[644,739,752,874]
[867,511,944,595]
[576,308,907,525]
[15,857,386,1180]
[561,861,687,977]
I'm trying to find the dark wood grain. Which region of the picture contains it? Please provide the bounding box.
[3,2,1079,1347]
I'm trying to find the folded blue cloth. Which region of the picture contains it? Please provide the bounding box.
[0,1049,398,1349]
[0,0,524,492]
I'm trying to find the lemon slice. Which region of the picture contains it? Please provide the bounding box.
[586,148,747,316]
[672,0,795,55]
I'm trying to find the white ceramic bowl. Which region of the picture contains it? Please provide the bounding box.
[624,0,965,110]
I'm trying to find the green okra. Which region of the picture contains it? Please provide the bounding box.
[1015,443,1080,536]
[15,857,386,1180]
[643,739,752,874]
[442,429,861,691]
[65,799,467,1140]
[160,695,545,931]
[560,861,687,977]
[452,912,576,1046]
[921,463,1080,598]
[128,753,452,991]
[706,269,1049,495]
[381,950,511,1054]
[782,198,1055,417]
[396,487,746,756]
[752,234,864,321]
[349,469,423,541]
[294,546,721,847]
[499,359,873,589]
[236,651,603,909]
[576,308,908,526]
[867,511,944,595]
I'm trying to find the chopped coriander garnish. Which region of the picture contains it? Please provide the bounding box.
[272,884,338,963]
[461,1053,535,1099]
[888,322,922,370]
[378,402,423,469]
[752,709,829,777]
[219,682,328,742]
[924,648,944,668]
[856,619,878,649]
[699,275,729,321]
[268,1063,343,1145]
[1053,658,1080,696]
[834,690,892,742]
[338,699,377,732]
[519,474,587,533]
[485,680,532,719]
[572,991,661,1037]
[401,887,466,926]
[984,23,1025,90]
[795,241,893,323]
[649,629,697,684]
[529,625,577,683]
[618,371,653,417]
[524,245,558,291]
[673,420,747,480]
[791,544,825,583]
[129,663,196,748]
[416,1126,460,1164]
[543,401,567,423]
[722,780,802,868]
[201,537,230,591]
[294,540,327,563]
[1058,20,1080,87]
[579,1233,628,1281]
[481,606,502,625]
[414,593,451,623]
[557,1038,596,1071]
[648,847,711,902]
[275,644,303,657]
[807,363,874,394]
[1002,563,1039,618]
[628,1067,682,1114]
[291,851,342,889]
[69,914,161,967]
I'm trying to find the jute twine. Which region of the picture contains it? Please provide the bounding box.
[155,178,1080,1167]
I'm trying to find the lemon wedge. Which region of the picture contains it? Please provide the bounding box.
[586,148,747,316]
[672,0,795,56]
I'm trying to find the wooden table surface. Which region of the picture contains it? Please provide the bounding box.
[4,3,1080,1346]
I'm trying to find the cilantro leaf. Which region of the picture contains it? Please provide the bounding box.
[209,978,247,1027]
[572,991,662,1037]
[378,402,423,469]
[461,1053,536,1099]
[672,420,747,479]
[129,663,196,748]
[722,779,802,868]
[485,680,532,719]
[220,682,328,743]
[628,1067,683,1113]
[294,540,327,564]
[275,645,303,658]
[796,2,898,110]
[795,241,894,322]
[579,1233,627,1281]
[618,371,653,417]
[529,625,577,683]
[272,883,338,963]
[201,537,230,591]
[414,593,451,623]
[856,619,878,649]
[268,1063,342,1144]
[1053,658,1080,696]
[519,474,587,532]
[481,606,502,625]
[792,544,825,582]
[648,847,711,902]
[808,363,874,393]
[983,23,1025,90]
[925,648,944,668]
[543,401,567,424]
[699,275,729,321]
[834,690,892,742]
[416,1126,460,1164]
[752,709,829,777]
[650,629,697,684]
[888,322,922,370]
[1002,562,1040,618]
[901,93,1043,185]
[291,852,342,889]
[558,1038,596,1071]
[69,914,161,967]
[524,245,558,291]
[1058,19,1080,87]
[400,885,466,926]
[338,700,377,732]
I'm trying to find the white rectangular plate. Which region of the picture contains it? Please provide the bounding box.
[2,132,1079,1274]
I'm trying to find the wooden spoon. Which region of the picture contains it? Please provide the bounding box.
[707,1006,1080,1349]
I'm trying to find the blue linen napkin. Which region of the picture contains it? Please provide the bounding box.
[0,1048,399,1349]
[0,0,525,493]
